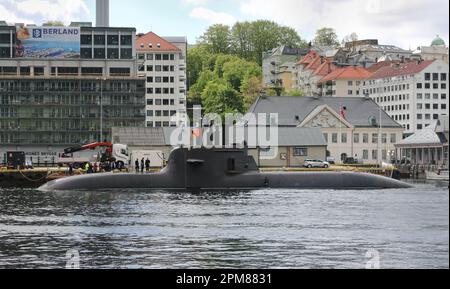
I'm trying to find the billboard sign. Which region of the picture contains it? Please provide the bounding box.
[15,26,80,58]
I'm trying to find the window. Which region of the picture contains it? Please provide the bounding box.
[147,65,153,72]
[146,110,153,117]
[442,94,447,100]
[417,124,423,130]
[341,133,347,144]
[107,35,119,45]
[417,93,423,100]
[94,48,106,59]
[147,77,153,83]
[147,54,153,60]
[425,73,431,81]
[382,150,387,161]
[121,49,133,59]
[163,54,169,61]
[138,53,145,60]
[354,133,360,144]
[417,83,422,89]
[170,54,175,60]
[382,133,387,144]
[155,65,162,72]
[417,103,423,110]
[293,147,308,157]
[425,83,431,89]
[363,133,369,143]
[348,90,353,95]
[442,83,447,90]
[94,34,105,45]
[147,88,153,94]
[417,114,423,120]
[390,134,397,144]
[155,54,162,60]
[363,150,369,160]
[155,111,162,117]
[372,150,378,160]
[155,99,162,105]
[155,77,161,83]
[348,81,353,86]
[372,133,378,144]
[441,73,447,81]
[323,133,328,143]
[442,104,447,110]
[120,35,132,45]
[332,133,338,143]
[147,99,153,105]
[433,73,439,81]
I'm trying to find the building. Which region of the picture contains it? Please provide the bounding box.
[262,46,309,89]
[136,32,187,128]
[248,96,404,164]
[111,126,327,168]
[317,66,372,97]
[395,116,449,167]
[96,0,110,27]
[294,50,338,96]
[363,59,449,134]
[0,24,145,164]
[413,35,449,63]
[248,127,327,168]
[344,39,412,67]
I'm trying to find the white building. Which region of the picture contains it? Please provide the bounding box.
[136,32,187,128]
[363,59,449,135]
[413,35,448,63]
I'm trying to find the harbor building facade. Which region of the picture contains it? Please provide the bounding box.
[136,32,188,128]
[249,96,404,165]
[363,59,449,135]
[0,24,145,164]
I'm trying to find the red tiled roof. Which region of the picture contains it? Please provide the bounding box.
[318,66,372,83]
[298,50,319,65]
[136,32,181,52]
[305,55,323,71]
[368,60,435,80]
[367,60,398,73]
[313,59,339,76]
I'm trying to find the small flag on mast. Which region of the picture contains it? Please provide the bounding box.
[340,105,347,120]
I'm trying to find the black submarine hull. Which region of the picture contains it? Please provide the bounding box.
[39,148,412,191]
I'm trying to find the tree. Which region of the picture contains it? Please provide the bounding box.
[187,45,211,89]
[342,32,359,47]
[313,27,340,47]
[241,76,263,108]
[201,81,244,118]
[284,88,305,97]
[188,70,216,104]
[43,21,65,26]
[199,24,232,54]
[222,59,261,92]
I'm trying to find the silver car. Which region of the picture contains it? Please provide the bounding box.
[304,159,330,169]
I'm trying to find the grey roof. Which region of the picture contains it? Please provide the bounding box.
[249,96,401,128]
[112,127,175,146]
[163,36,188,43]
[397,121,448,147]
[277,127,326,146]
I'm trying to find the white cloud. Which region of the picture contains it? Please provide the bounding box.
[239,0,449,49]
[0,0,90,25]
[190,6,236,25]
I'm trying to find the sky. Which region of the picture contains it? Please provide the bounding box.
[0,0,448,49]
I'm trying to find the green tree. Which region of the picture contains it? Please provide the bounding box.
[43,21,65,26]
[313,27,340,47]
[188,70,216,104]
[241,75,263,108]
[201,81,244,118]
[199,24,232,54]
[284,88,305,97]
[187,45,211,89]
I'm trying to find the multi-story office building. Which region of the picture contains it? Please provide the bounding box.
[0,23,145,164]
[363,59,449,135]
[136,32,187,128]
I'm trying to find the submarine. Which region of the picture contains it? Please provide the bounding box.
[39,147,412,191]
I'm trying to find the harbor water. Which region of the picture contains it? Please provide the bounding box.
[0,181,448,269]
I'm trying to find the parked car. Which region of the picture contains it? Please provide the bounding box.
[343,157,359,165]
[304,159,330,169]
[326,157,336,165]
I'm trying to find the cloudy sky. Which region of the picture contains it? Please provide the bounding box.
[0,0,448,48]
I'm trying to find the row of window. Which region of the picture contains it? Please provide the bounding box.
[391,114,410,122]
[147,76,175,83]
[80,34,133,46]
[384,104,410,112]
[417,114,441,121]
[417,82,447,90]
[147,121,178,128]
[417,93,447,100]
[417,103,447,110]
[147,99,176,106]
[424,73,447,82]
[138,53,176,61]
[146,110,178,117]
[376,94,410,103]
[364,83,411,95]
[323,132,397,144]
[139,65,176,72]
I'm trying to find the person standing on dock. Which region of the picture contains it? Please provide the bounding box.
[140,158,145,173]
[145,158,150,173]
[135,159,139,173]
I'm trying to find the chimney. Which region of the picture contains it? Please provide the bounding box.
[96,0,110,27]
